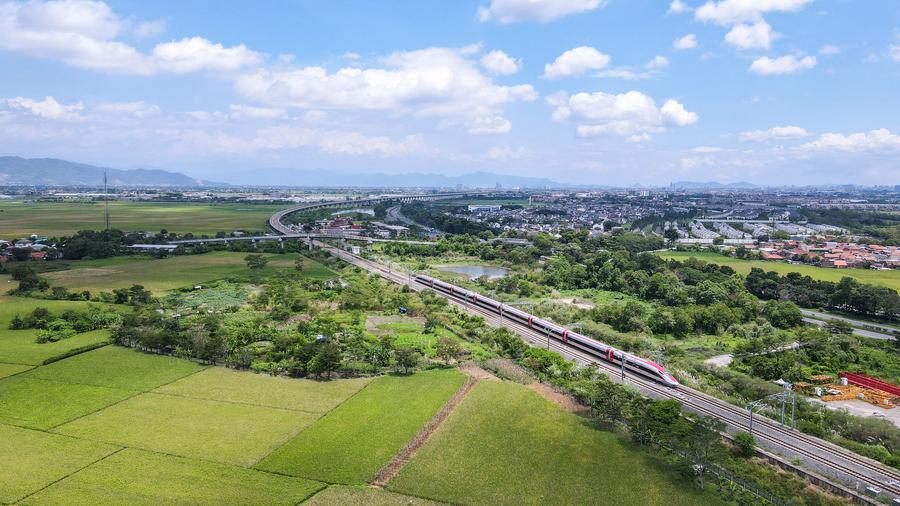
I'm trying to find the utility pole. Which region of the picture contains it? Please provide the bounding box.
[103,171,110,230]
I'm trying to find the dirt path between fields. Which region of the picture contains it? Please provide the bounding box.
[370,376,478,487]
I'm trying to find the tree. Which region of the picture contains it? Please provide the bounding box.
[294,257,305,272]
[9,264,48,293]
[761,300,803,328]
[825,319,854,335]
[712,236,724,246]
[128,285,152,305]
[8,314,24,330]
[664,227,680,245]
[394,346,420,374]
[435,336,463,364]
[244,254,269,270]
[307,342,342,379]
[733,431,755,458]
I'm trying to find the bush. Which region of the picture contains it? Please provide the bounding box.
[733,431,755,458]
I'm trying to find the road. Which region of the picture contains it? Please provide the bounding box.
[270,205,900,502]
[386,205,444,236]
[801,310,897,341]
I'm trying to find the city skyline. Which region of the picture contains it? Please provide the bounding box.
[0,0,898,186]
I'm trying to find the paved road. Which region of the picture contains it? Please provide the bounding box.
[386,205,444,236]
[321,244,898,502]
[801,310,897,341]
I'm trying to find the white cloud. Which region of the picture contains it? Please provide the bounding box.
[660,99,699,126]
[468,116,513,134]
[477,0,604,24]
[891,45,900,62]
[3,95,83,120]
[673,34,698,50]
[133,19,166,38]
[234,46,536,133]
[486,145,526,160]
[691,146,726,153]
[0,0,261,75]
[818,44,840,55]
[543,46,610,79]
[725,20,778,50]
[342,51,361,60]
[550,90,697,137]
[800,129,900,152]
[738,125,810,142]
[228,104,286,119]
[480,49,522,75]
[695,0,812,25]
[93,101,160,118]
[151,37,261,73]
[668,0,690,15]
[595,56,669,80]
[748,55,816,75]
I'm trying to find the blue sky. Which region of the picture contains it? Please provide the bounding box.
[0,0,898,186]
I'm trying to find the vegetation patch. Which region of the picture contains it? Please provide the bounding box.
[0,200,285,237]
[304,485,444,506]
[657,251,900,292]
[255,368,466,484]
[21,345,205,391]
[0,424,119,504]
[389,381,717,506]
[0,376,134,429]
[55,392,317,467]
[20,448,323,506]
[0,362,32,379]
[154,366,372,413]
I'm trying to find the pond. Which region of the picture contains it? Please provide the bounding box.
[435,264,509,280]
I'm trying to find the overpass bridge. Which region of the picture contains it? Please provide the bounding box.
[168,233,434,246]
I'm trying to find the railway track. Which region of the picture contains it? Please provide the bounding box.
[318,243,900,500]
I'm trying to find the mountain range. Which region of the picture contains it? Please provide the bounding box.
[0,157,216,186]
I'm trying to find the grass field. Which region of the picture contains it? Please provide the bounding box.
[657,251,900,291]
[21,448,323,506]
[0,424,119,504]
[155,367,372,413]
[256,368,466,484]
[0,375,134,429]
[0,329,112,367]
[389,380,718,506]
[42,252,336,293]
[22,346,205,391]
[0,201,285,237]
[56,392,317,467]
[0,362,31,379]
[304,485,443,506]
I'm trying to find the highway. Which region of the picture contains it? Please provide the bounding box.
[270,200,900,502]
[801,309,898,341]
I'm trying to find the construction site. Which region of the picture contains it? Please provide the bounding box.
[794,372,900,427]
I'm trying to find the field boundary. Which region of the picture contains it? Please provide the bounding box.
[370,376,477,487]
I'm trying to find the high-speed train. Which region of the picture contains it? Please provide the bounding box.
[415,274,679,388]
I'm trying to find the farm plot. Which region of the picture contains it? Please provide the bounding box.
[256,368,466,484]
[0,362,31,379]
[55,393,317,467]
[389,380,718,506]
[43,252,336,293]
[0,424,119,504]
[21,448,323,506]
[0,375,133,429]
[21,345,204,391]
[155,366,371,413]
[304,485,444,506]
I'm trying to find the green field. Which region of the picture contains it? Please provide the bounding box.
[304,485,443,506]
[42,252,336,293]
[0,362,31,379]
[155,367,372,413]
[21,449,323,506]
[0,424,119,504]
[22,345,205,391]
[658,251,900,292]
[0,375,134,429]
[256,368,466,484]
[56,392,317,467]
[0,201,285,238]
[390,380,718,506]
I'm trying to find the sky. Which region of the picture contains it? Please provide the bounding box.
[0,0,898,186]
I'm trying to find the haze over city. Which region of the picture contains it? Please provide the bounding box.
[1,0,898,186]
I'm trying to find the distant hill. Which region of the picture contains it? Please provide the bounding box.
[672,181,759,190]
[222,168,578,189]
[0,157,218,186]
